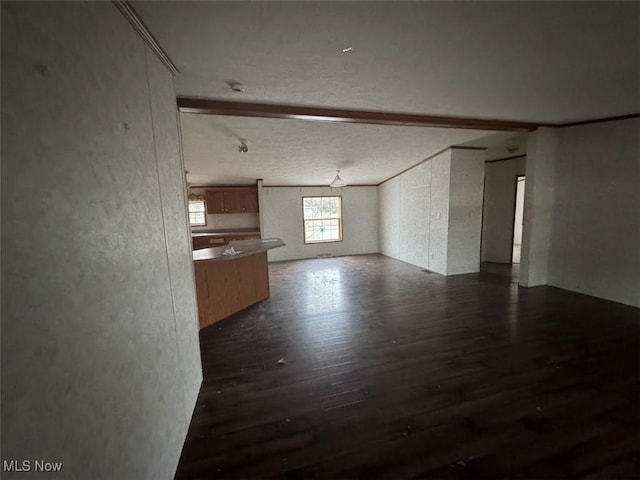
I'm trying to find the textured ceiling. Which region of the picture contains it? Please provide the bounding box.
[136,1,638,123]
[134,1,638,185]
[181,113,509,186]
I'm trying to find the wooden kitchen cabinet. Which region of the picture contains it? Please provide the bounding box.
[222,190,244,213]
[205,188,259,214]
[243,190,259,212]
[193,236,227,250]
[205,190,224,214]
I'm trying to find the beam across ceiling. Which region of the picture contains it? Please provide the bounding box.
[177,98,538,132]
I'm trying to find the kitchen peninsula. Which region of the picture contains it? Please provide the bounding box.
[192,228,261,250]
[193,238,285,329]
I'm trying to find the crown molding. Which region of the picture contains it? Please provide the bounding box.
[378,147,451,186]
[112,0,179,76]
[450,146,488,150]
[554,113,640,128]
[485,154,527,164]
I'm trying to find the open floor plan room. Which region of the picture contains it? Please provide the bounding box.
[176,255,639,479]
[3,2,638,479]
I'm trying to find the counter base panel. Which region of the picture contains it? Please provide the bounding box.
[194,251,270,329]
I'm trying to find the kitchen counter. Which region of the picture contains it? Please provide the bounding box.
[193,238,285,262]
[193,238,285,329]
[191,229,262,250]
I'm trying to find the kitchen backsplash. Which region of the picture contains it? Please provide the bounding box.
[191,212,260,232]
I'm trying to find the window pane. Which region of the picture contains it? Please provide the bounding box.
[188,200,207,226]
[302,197,342,243]
[303,198,320,211]
[322,197,338,216]
[304,218,340,243]
[303,207,317,220]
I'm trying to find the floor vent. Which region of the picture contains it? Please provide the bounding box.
[316,253,333,258]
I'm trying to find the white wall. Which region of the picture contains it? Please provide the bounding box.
[481,156,526,263]
[429,154,451,274]
[378,148,484,275]
[484,132,528,161]
[189,186,259,231]
[378,177,401,260]
[378,155,448,272]
[261,186,379,261]
[1,3,201,479]
[446,148,486,274]
[547,119,640,307]
[520,128,560,287]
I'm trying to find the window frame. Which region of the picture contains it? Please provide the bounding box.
[302,195,343,245]
[188,196,207,227]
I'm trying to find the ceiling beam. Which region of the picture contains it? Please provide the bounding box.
[177,98,538,132]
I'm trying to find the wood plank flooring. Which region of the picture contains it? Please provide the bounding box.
[175,254,639,479]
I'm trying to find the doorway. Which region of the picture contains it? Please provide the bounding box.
[512,176,525,263]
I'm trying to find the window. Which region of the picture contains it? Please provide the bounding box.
[303,196,342,244]
[188,196,207,226]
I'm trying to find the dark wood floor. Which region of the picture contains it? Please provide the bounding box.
[175,254,639,479]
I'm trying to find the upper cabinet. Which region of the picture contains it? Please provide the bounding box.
[205,188,259,214]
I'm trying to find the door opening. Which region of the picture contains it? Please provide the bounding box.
[512,176,525,263]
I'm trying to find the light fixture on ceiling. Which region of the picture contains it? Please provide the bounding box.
[238,139,248,153]
[227,81,246,93]
[342,47,354,53]
[330,170,347,188]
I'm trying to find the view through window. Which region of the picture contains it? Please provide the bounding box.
[188,197,207,226]
[303,196,342,244]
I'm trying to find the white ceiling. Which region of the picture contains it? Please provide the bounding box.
[181,113,510,186]
[134,1,639,185]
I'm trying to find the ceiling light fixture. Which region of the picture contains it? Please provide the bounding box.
[342,47,354,53]
[330,170,347,188]
[238,139,248,153]
[227,81,246,93]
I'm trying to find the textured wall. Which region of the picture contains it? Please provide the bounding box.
[378,154,445,272]
[146,45,203,419]
[1,2,201,479]
[428,153,451,274]
[520,128,559,287]
[547,119,640,307]
[377,150,451,274]
[378,149,484,276]
[446,149,485,275]
[378,178,401,260]
[481,156,527,263]
[398,161,432,269]
[261,186,379,261]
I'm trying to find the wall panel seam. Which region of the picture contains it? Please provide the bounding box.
[144,47,182,366]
